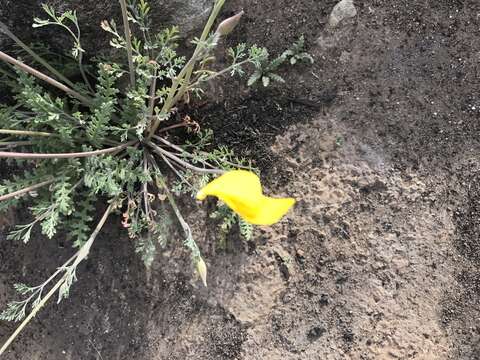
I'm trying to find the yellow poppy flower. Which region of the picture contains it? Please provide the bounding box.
[196,170,295,225]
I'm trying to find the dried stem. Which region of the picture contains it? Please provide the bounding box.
[0,140,137,159]
[0,51,92,106]
[0,179,55,202]
[0,129,53,137]
[119,0,136,88]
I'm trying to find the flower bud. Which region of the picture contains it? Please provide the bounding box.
[196,257,208,287]
[215,11,244,36]
[100,20,111,32]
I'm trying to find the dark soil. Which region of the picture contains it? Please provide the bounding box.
[1,0,480,359]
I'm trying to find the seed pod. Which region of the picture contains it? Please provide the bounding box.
[196,257,208,287]
[215,11,244,36]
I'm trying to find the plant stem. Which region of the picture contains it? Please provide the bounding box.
[0,203,115,356]
[146,140,224,174]
[188,59,250,90]
[147,72,157,117]
[154,146,193,187]
[78,51,94,93]
[147,0,226,138]
[142,152,152,221]
[151,135,217,169]
[0,179,55,202]
[0,129,53,137]
[73,21,94,93]
[119,0,136,88]
[0,141,34,149]
[151,135,189,154]
[72,201,116,268]
[145,69,158,137]
[156,122,189,134]
[171,0,226,105]
[0,273,66,356]
[0,51,92,106]
[149,160,200,259]
[0,20,78,90]
[152,135,250,170]
[0,140,137,159]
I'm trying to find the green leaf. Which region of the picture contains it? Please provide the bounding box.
[269,73,285,84]
[262,76,270,87]
[247,71,262,86]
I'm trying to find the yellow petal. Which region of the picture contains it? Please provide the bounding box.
[196,170,295,225]
[196,170,262,202]
[243,196,296,225]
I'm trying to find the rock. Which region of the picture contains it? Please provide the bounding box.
[307,325,326,341]
[0,0,212,54]
[319,293,330,306]
[328,0,357,28]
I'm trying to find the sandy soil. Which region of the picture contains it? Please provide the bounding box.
[1,0,480,359]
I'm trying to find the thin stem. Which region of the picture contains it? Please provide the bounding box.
[72,201,116,268]
[89,339,104,360]
[0,141,34,150]
[34,20,93,94]
[0,20,77,89]
[78,52,94,93]
[145,69,158,137]
[152,135,188,154]
[0,129,53,137]
[153,135,250,170]
[72,21,94,93]
[147,0,226,138]
[155,146,193,187]
[188,59,250,90]
[119,0,136,88]
[147,60,192,138]
[0,51,92,106]
[156,122,189,134]
[0,273,65,356]
[147,71,158,118]
[142,152,152,221]
[0,140,137,159]
[0,179,55,202]
[0,203,114,356]
[149,160,200,259]
[172,1,226,105]
[152,135,216,169]
[146,140,224,174]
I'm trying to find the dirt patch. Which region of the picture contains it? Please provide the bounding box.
[1,0,480,359]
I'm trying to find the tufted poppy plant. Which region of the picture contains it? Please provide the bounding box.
[196,170,295,225]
